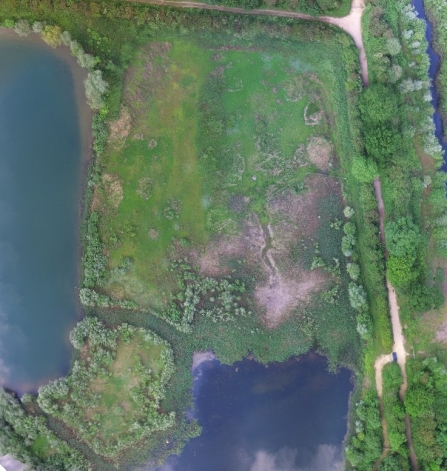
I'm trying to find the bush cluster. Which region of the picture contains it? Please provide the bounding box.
[382,363,410,468]
[0,389,88,470]
[405,358,447,470]
[38,318,176,458]
[345,390,383,469]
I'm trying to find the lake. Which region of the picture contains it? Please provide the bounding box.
[154,352,353,471]
[0,33,88,394]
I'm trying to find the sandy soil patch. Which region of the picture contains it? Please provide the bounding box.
[198,213,264,277]
[306,136,333,171]
[304,104,324,126]
[255,271,326,327]
[108,106,131,149]
[101,173,123,209]
[192,351,217,370]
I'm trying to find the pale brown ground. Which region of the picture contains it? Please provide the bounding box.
[198,174,336,326]
[108,106,132,150]
[101,173,124,209]
[306,136,334,171]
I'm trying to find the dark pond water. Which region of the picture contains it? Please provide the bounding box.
[412,0,447,168]
[154,353,352,471]
[0,35,85,393]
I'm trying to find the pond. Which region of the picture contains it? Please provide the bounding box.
[0,33,89,394]
[154,352,353,471]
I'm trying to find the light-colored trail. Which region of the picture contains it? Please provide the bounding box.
[373,179,418,470]
[128,0,368,85]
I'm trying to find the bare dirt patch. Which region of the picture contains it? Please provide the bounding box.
[306,135,333,171]
[108,106,132,149]
[101,173,124,209]
[198,213,264,277]
[196,175,339,326]
[268,174,338,241]
[255,271,326,327]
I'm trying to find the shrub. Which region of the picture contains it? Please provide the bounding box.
[14,20,31,37]
[84,70,108,109]
[92,113,109,154]
[386,37,402,56]
[347,262,360,280]
[343,206,355,219]
[352,155,378,183]
[41,25,62,48]
[349,283,367,310]
[32,21,43,33]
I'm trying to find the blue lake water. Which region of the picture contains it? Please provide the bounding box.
[155,353,352,471]
[0,34,86,393]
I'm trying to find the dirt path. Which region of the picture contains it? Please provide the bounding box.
[373,178,418,470]
[128,0,368,85]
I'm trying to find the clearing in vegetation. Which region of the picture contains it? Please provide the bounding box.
[92,35,359,346]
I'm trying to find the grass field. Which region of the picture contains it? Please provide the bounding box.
[94,35,342,318]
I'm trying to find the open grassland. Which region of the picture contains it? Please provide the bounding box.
[96,40,213,308]
[88,30,364,446]
[94,34,350,320]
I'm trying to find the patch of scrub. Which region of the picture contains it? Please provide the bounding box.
[37,318,175,459]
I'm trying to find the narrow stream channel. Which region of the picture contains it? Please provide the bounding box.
[412,0,447,167]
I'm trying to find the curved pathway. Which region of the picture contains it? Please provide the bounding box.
[128,0,368,85]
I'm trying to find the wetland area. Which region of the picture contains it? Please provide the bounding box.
[0,30,355,470]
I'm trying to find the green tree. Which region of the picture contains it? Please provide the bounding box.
[385,217,422,258]
[359,83,398,123]
[364,124,400,161]
[387,255,418,286]
[405,384,434,417]
[352,154,378,182]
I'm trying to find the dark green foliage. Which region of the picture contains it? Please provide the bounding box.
[364,124,400,162]
[82,212,107,289]
[407,283,444,313]
[0,389,88,470]
[380,454,409,471]
[385,217,422,259]
[382,363,409,461]
[203,0,349,15]
[359,83,398,124]
[345,390,383,470]
[351,154,378,183]
[92,113,108,155]
[405,358,447,471]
